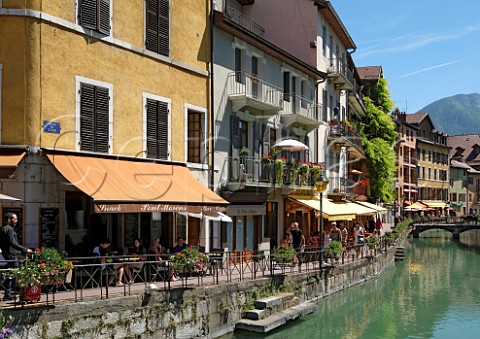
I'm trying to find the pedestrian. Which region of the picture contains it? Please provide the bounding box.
[329,222,342,242]
[368,216,375,233]
[289,222,305,266]
[0,213,33,300]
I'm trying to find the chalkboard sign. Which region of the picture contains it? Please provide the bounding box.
[39,208,59,248]
[2,206,24,244]
[124,213,138,249]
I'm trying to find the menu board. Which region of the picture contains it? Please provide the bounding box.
[2,206,24,244]
[124,213,138,249]
[40,208,59,248]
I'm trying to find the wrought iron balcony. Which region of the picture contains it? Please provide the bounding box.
[327,58,354,91]
[225,7,264,37]
[228,71,283,115]
[327,123,365,157]
[223,156,322,191]
[281,94,322,132]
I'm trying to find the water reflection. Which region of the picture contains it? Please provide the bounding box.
[224,230,480,339]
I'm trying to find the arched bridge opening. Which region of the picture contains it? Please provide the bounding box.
[412,224,480,240]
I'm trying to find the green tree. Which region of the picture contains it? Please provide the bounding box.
[359,78,397,203]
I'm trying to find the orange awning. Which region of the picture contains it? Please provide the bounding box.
[0,152,26,167]
[47,154,228,213]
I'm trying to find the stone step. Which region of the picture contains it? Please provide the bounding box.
[253,293,295,310]
[236,302,317,333]
[246,296,301,320]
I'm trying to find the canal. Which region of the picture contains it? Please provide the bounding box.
[226,230,480,338]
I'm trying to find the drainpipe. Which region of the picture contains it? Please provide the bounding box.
[209,0,215,191]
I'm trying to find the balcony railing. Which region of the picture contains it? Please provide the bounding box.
[281,94,322,131]
[327,176,355,195]
[327,58,354,90]
[328,124,364,154]
[224,156,323,189]
[228,71,283,113]
[225,7,265,37]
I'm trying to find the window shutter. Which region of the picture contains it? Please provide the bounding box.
[146,99,169,160]
[158,0,170,56]
[157,101,169,160]
[146,0,169,56]
[94,86,110,153]
[98,0,110,35]
[80,84,95,152]
[80,0,97,30]
[146,0,159,52]
[262,124,270,155]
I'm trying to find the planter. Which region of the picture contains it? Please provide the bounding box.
[20,285,41,302]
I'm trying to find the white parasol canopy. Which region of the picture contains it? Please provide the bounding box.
[0,193,21,201]
[273,139,309,152]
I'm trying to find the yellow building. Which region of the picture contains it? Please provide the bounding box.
[0,0,226,253]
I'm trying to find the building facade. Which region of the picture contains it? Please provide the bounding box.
[0,0,226,254]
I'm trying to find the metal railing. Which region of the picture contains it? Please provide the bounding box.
[282,94,320,121]
[327,58,354,86]
[225,7,265,36]
[0,240,393,307]
[228,71,283,110]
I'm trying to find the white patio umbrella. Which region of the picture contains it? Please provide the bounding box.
[0,193,21,201]
[273,139,309,152]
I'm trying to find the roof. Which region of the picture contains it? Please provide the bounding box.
[448,134,480,163]
[404,112,429,125]
[357,66,383,80]
[450,159,472,169]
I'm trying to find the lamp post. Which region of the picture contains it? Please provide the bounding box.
[315,174,329,268]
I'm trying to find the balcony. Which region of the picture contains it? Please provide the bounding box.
[228,71,283,115]
[348,79,366,116]
[281,94,322,132]
[327,123,365,158]
[327,58,354,91]
[225,7,264,37]
[326,176,355,197]
[223,156,322,193]
[403,156,418,166]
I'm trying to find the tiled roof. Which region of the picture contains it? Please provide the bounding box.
[448,134,480,163]
[357,66,382,80]
[451,159,472,169]
[404,112,428,125]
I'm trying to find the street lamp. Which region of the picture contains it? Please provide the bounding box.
[315,174,329,268]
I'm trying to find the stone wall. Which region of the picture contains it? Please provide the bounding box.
[6,241,402,339]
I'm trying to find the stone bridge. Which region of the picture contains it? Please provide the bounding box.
[412,223,480,240]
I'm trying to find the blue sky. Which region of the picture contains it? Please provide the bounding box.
[333,0,480,113]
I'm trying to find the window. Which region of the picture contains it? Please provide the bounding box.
[235,48,242,83]
[322,26,326,57]
[186,107,206,164]
[79,0,111,35]
[283,72,290,101]
[78,81,111,153]
[146,0,170,56]
[143,94,170,160]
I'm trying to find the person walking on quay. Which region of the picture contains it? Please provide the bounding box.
[0,213,33,300]
[329,221,342,243]
[289,222,305,266]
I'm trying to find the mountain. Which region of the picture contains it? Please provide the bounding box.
[417,93,480,135]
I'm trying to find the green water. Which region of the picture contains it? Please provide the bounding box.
[226,231,480,339]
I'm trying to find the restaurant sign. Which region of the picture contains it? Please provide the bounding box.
[94,203,227,214]
[227,205,265,216]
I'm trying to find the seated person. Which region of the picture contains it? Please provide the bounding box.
[92,238,125,287]
[147,238,177,282]
[124,238,146,284]
[279,233,291,246]
[171,237,189,254]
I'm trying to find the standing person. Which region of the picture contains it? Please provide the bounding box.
[289,222,305,266]
[329,222,342,243]
[368,216,376,233]
[339,222,348,248]
[0,213,33,300]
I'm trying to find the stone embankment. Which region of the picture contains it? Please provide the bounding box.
[6,229,410,339]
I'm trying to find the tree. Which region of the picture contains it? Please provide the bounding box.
[359,78,397,203]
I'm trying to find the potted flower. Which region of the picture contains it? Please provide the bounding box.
[298,162,311,186]
[273,157,285,186]
[273,244,297,264]
[311,163,325,184]
[170,248,208,275]
[262,153,273,164]
[329,118,338,126]
[325,240,343,260]
[8,247,73,302]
